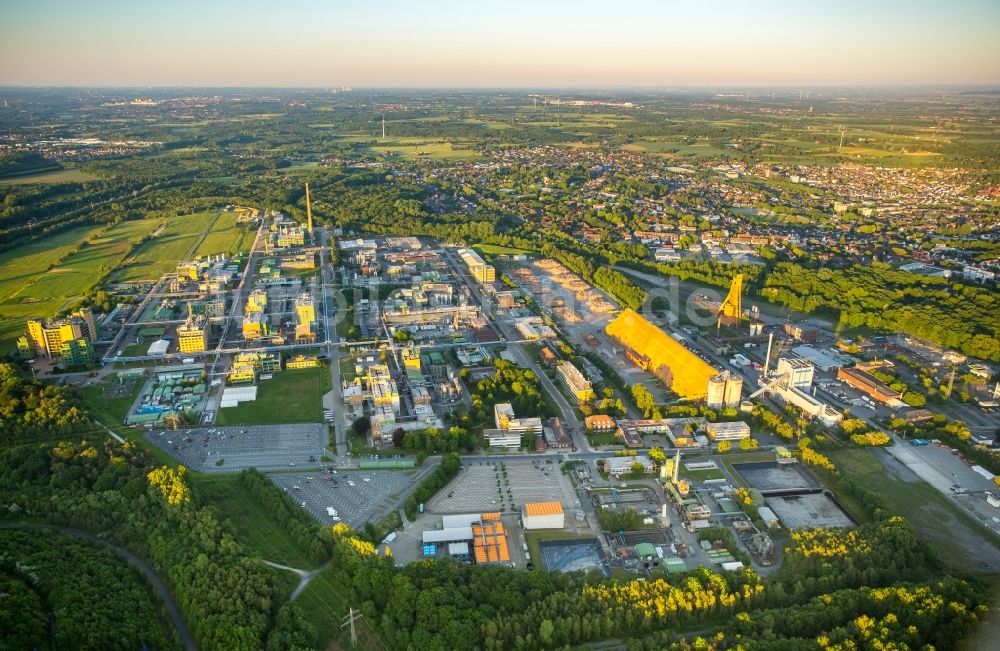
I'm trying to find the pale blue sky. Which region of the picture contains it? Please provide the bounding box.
[1,0,998,86]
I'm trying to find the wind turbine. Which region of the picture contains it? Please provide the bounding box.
[839,126,846,149]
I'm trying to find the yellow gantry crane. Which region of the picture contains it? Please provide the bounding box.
[717,274,743,330]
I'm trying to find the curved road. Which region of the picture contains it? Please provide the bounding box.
[0,522,197,651]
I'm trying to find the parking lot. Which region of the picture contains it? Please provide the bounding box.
[885,439,995,496]
[426,464,504,513]
[269,469,419,529]
[506,460,580,510]
[144,424,327,472]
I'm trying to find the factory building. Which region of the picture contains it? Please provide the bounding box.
[556,360,596,403]
[242,310,269,340]
[543,417,573,448]
[783,323,820,342]
[493,403,543,434]
[286,355,319,369]
[837,367,903,405]
[421,513,510,564]
[604,455,655,477]
[295,293,315,324]
[276,224,305,248]
[771,384,844,428]
[484,403,542,447]
[228,352,281,384]
[24,308,95,358]
[522,501,565,530]
[58,337,95,367]
[706,371,743,409]
[294,293,317,343]
[606,309,718,400]
[705,421,751,441]
[177,315,208,353]
[367,364,400,414]
[176,260,200,281]
[776,357,815,389]
[246,289,268,312]
[457,247,496,284]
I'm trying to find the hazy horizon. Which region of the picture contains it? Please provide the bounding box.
[2,0,999,87]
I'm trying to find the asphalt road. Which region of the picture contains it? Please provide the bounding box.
[0,521,197,651]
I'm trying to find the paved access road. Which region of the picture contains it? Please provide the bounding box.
[0,521,197,651]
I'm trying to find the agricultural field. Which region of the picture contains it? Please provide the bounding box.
[363,140,480,161]
[0,222,131,349]
[0,168,100,185]
[191,210,253,257]
[215,366,330,425]
[623,140,726,157]
[16,218,160,304]
[112,210,221,281]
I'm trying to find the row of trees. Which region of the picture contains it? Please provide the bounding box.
[403,452,461,521]
[592,266,648,310]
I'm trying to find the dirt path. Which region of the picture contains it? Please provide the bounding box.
[262,559,332,603]
[0,521,197,651]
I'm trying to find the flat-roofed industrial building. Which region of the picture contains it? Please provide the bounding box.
[522,501,565,530]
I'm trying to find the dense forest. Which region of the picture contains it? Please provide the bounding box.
[762,262,1000,361]
[0,362,90,443]
[0,528,180,650]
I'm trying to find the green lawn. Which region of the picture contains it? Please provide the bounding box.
[680,467,726,482]
[190,474,316,567]
[216,366,329,425]
[77,381,141,427]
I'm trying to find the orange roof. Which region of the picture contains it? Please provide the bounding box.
[481,511,501,521]
[523,501,564,517]
[471,521,509,564]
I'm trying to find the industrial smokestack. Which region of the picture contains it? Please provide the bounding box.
[305,183,313,236]
[762,332,774,377]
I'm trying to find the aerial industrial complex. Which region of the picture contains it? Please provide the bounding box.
[12,180,1000,586]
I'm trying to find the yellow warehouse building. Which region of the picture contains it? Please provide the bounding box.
[605,309,717,400]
